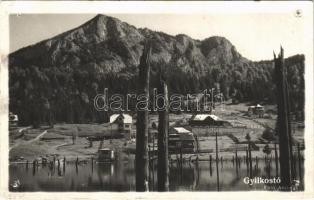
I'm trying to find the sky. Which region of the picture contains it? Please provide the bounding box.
[9,13,307,61]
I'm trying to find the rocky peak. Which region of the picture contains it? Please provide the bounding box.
[200,36,246,65]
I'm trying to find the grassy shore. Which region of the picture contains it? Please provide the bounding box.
[9,103,304,163]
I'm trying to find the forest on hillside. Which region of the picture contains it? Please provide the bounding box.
[9,54,304,126]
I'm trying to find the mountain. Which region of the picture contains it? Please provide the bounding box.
[8,14,305,125]
[10,15,248,74]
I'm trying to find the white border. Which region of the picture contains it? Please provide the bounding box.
[0,1,313,200]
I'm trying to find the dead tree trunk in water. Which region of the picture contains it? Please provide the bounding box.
[274,47,293,190]
[248,142,253,179]
[274,143,279,177]
[157,79,169,191]
[215,132,220,191]
[136,41,151,191]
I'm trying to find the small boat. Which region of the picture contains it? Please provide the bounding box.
[97,148,115,163]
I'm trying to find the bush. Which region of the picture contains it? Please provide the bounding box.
[262,127,276,141]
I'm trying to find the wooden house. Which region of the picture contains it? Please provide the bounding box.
[169,127,196,153]
[109,113,133,139]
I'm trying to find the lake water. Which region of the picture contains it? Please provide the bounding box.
[9,158,304,192]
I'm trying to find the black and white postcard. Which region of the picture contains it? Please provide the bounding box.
[0,1,313,199]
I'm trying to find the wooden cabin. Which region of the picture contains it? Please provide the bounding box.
[169,127,196,153]
[98,148,115,162]
[248,104,265,117]
[109,113,133,139]
[9,112,18,126]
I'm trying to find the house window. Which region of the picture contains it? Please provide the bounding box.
[125,124,130,128]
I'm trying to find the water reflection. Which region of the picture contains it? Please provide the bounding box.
[9,158,304,192]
